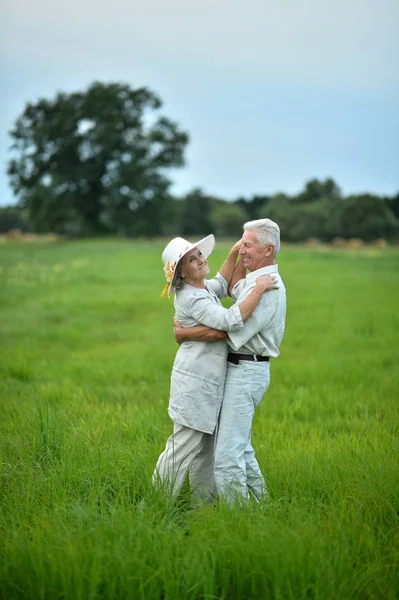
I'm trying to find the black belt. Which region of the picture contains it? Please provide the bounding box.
[227,353,270,364]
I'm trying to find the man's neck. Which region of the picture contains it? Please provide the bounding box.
[250,258,275,273]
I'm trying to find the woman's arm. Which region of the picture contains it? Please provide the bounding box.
[238,275,277,321]
[228,256,246,296]
[183,275,279,333]
[218,240,242,286]
[174,276,278,343]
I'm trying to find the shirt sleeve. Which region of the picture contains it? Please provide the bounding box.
[227,295,275,350]
[187,294,244,332]
[204,272,229,298]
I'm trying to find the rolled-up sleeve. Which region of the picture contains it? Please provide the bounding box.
[205,272,229,299]
[187,295,244,332]
[227,298,273,349]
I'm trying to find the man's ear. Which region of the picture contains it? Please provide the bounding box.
[265,244,274,257]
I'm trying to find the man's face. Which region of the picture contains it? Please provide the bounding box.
[181,247,210,285]
[239,230,273,272]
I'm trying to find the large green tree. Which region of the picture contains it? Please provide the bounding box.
[7,82,189,235]
[0,206,30,233]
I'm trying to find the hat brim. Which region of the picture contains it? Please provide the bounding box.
[194,233,215,260]
[169,234,215,295]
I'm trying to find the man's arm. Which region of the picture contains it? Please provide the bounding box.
[174,318,227,344]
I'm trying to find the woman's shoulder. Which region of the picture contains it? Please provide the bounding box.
[175,284,212,306]
[177,284,211,298]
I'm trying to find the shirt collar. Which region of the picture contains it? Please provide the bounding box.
[246,264,278,285]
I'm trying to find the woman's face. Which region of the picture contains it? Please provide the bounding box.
[181,247,210,286]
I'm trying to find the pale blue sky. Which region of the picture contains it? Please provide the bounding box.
[1,0,398,206]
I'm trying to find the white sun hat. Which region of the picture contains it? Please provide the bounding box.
[161,234,215,297]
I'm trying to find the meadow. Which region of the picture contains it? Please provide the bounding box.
[0,238,398,600]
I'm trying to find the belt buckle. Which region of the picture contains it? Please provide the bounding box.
[253,355,257,362]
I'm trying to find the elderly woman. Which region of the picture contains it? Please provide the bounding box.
[153,234,278,504]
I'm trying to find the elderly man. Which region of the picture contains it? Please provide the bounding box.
[174,218,286,505]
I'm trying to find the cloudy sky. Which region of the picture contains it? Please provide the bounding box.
[1,0,398,205]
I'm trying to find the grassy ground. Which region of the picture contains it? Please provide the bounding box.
[0,239,398,600]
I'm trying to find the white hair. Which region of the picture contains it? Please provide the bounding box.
[243,218,280,257]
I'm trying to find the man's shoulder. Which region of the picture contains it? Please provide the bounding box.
[231,277,247,299]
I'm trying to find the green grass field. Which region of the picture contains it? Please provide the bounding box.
[0,239,398,600]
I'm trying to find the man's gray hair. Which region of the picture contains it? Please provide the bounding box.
[243,218,280,257]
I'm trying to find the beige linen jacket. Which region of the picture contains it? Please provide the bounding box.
[169,273,244,434]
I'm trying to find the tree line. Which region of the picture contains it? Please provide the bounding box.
[3,81,399,242]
